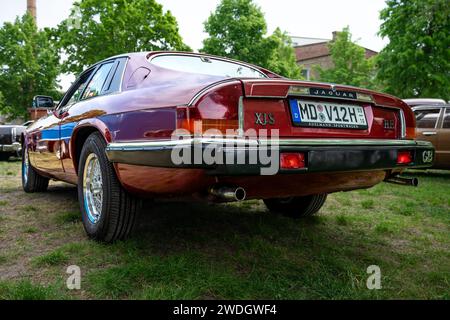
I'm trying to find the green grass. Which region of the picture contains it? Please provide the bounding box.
[21,205,40,214]
[0,280,65,300]
[32,250,70,267]
[22,226,38,234]
[0,161,449,300]
[361,199,375,209]
[53,211,81,225]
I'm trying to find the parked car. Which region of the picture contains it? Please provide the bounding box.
[403,98,447,107]
[409,104,450,169]
[0,121,33,161]
[22,52,435,242]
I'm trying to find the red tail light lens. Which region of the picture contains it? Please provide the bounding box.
[397,151,413,165]
[177,81,242,136]
[280,153,306,169]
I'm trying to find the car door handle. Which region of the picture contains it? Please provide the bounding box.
[423,132,437,136]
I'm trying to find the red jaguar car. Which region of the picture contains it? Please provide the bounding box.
[22,52,434,242]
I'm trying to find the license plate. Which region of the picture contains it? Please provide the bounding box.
[289,99,368,129]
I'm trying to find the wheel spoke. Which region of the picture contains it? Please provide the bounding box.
[83,153,103,224]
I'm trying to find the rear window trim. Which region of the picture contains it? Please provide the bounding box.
[148,53,268,79]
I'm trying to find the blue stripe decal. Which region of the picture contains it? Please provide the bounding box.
[40,123,76,141]
[289,99,302,124]
[60,123,76,141]
[41,126,59,140]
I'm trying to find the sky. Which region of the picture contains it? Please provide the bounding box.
[0,0,389,90]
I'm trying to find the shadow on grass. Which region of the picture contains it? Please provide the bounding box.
[19,183,446,299]
[134,200,325,252]
[91,200,390,299]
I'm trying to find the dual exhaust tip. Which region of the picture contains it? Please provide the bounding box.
[209,186,247,202]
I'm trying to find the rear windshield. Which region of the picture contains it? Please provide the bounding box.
[150,55,267,78]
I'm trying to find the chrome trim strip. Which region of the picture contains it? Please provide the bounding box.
[118,57,129,93]
[238,96,244,137]
[284,93,374,103]
[399,109,406,138]
[107,138,431,151]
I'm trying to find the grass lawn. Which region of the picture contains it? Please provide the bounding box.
[0,160,449,300]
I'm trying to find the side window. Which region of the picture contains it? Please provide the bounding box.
[414,108,441,129]
[443,108,450,129]
[82,62,114,100]
[60,69,95,108]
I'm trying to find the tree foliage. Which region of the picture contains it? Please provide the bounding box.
[0,14,60,120]
[54,0,191,75]
[266,28,302,79]
[377,0,450,99]
[201,0,301,78]
[314,27,376,89]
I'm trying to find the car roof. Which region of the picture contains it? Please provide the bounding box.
[404,98,447,106]
[412,104,450,110]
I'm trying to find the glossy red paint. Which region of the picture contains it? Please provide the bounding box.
[114,162,386,200]
[23,51,425,199]
[243,98,401,139]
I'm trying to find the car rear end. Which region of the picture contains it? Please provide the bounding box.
[169,80,434,174]
[106,53,435,200]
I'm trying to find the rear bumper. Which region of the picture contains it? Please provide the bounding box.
[0,142,21,153]
[106,138,435,175]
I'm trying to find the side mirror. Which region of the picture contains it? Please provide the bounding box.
[33,95,54,109]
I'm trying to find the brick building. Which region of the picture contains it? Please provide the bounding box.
[292,32,378,80]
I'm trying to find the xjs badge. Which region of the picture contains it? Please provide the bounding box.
[255,113,275,126]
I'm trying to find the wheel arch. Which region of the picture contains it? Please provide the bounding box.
[71,119,112,174]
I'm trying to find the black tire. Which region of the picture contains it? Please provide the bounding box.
[264,194,328,218]
[78,132,141,243]
[22,148,49,193]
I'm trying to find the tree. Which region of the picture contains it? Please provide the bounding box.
[201,0,301,78]
[377,0,450,99]
[314,27,376,89]
[54,0,191,75]
[266,28,302,79]
[0,14,60,120]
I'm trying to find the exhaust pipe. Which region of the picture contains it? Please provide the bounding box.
[385,176,419,187]
[209,186,247,202]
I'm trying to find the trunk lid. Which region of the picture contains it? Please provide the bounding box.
[239,79,409,140]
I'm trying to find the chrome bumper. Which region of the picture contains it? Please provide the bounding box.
[105,138,435,175]
[0,142,21,153]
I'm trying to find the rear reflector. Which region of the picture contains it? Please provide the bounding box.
[280,153,306,169]
[397,151,413,165]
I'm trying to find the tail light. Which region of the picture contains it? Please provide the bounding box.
[280,153,306,169]
[397,151,413,165]
[177,81,243,136]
